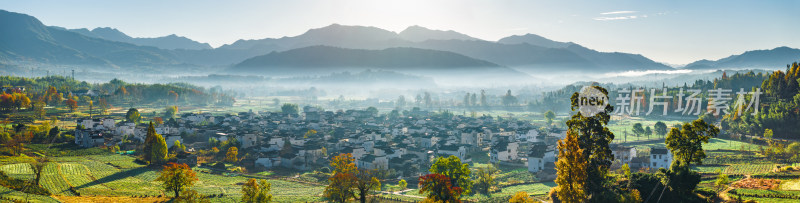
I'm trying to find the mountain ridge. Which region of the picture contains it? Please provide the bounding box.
[684,46,800,70]
[63,27,213,50]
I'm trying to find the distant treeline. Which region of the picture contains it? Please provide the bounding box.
[0,75,236,110]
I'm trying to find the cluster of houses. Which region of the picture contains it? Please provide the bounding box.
[74,106,673,179]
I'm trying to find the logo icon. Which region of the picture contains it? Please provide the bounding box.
[578,86,609,116]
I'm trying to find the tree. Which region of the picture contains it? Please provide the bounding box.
[544,110,555,125]
[88,100,93,118]
[281,103,299,114]
[242,178,272,203]
[154,117,164,126]
[143,122,168,163]
[31,157,49,185]
[502,90,518,106]
[279,139,293,157]
[156,162,198,198]
[424,92,432,107]
[330,153,357,174]
[126,108,141,123]
[172,140,186,153]
[164,106,178,118]
[657,161,701,196]
[354,169,381,203]
[325,153,357,203]
[365,106,378,117]
[473,165,498,195]
[665,118,719,165]
[397,95,406,109]
[509,191,538,203]
[304,129,317,139]
[399,179,408,190]
[325,172,356,203]
[419,174,462,203]
[480,90,487,107]
[32,101,46,119]
[65,98,78,112]
[554,130,588,203]
[463,93,470,107]
[645,126,652,139]
[429,155,472,195]
[151,134,168,165]
[566,85,615,201]
[654,121,668,138]
[620,163,631,179]
[632,123,644,137]
[714,169,730,192]
[226,147,239,163]
[98,98,109,115]
[764,128,774,140]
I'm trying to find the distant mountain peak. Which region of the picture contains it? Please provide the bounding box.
[398,25,480,42]
[498,33,573,48]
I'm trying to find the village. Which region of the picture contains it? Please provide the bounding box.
[74,105,674,180]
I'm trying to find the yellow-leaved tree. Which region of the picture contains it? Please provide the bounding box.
[554,130,588,203]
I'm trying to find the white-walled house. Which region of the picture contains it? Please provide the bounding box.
[437,144,467,161]
[612,145,638,164]
[357,154,388,170]
[490,141,519,163]
[237,134,258,149]
[650,148,672,169]
[527,143,555,172]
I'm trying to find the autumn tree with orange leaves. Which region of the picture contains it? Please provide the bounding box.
[156,162,198,198]
[419,173,462,203]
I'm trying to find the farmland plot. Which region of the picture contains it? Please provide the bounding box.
[0,163,34,180]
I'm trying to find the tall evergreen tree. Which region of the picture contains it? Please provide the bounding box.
[566,85,615,202]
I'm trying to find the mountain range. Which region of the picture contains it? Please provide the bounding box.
[0,10,177,67]
[683,46,800,70]
[1,9,798,75]
[60,27,212,50]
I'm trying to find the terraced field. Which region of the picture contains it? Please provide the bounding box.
[0,163,34,180]
[0,155,326,202]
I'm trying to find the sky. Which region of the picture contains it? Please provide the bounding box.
[1,0,798,65]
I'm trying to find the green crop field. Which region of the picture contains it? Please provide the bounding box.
[722,164,775,174]
[0,154,326,202]
[0,163,34,180]
[39,163,73,196]
[730,188,800,202]
[0,185,60,203]
[490,182,555,197]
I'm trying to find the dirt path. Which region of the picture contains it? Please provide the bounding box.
[719,174,750,202]
[379,189,424,199]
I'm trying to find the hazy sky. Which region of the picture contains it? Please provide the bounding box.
[2,0,798,64]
